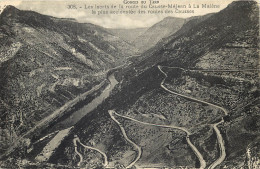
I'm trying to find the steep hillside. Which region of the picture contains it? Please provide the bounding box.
[158,13,214,46]
[0,5,137,155]
[133,17,185,52]
[44,1,259,169]
[130,14,214,64]
[107,27,148,44]
[135,1,258,72]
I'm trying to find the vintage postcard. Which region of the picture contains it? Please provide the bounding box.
[0,0,259,168]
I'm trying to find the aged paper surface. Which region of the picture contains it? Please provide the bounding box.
[0,0,259,168]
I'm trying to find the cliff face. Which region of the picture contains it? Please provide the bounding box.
[0,5,137,154]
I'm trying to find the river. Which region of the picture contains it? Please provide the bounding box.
[52,73,118,130]
[0,73,119,160]
[29,73,119,163]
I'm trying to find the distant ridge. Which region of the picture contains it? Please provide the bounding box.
[107,27,148,44]
[133,17,186,52]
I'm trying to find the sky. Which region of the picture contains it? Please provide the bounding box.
[0,0,240,28]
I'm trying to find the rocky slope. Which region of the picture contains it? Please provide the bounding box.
[0,5,138,156]
[45,1,259,169]
[134,1,258,72]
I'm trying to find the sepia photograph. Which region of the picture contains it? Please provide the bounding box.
[0,0,259,168]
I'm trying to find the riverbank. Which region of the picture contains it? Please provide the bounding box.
[0,62,124,161]
[0,79,107,160]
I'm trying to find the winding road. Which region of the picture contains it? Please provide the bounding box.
[208,119,226,169]
[158,65,228,169]
[70,65,228,168]
[161,66,260,72]
[158,66,228,116]
[109,110,142,169]
[109,110,206,169]
[73,135,108,167]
